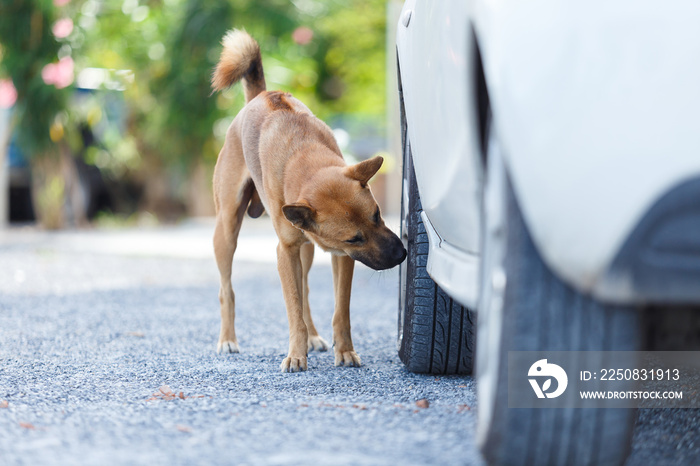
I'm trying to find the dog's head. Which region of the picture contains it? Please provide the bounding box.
[283,156,407,270]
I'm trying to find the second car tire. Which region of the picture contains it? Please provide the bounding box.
[476,134,643,466]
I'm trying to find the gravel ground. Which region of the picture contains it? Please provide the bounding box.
[0,219,698,465]
[0,220,480,466]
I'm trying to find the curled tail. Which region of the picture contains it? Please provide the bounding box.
[211,29,266,103]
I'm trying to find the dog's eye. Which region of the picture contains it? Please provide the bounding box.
[373,207,380,225]
[345,234,364,244]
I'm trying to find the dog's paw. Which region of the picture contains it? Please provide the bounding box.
[308,335,329,352]
[280,355,308,373]
[217,340,240,354]
[334,350,361,368]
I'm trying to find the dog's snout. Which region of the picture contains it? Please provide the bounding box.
[395,243,407,264]
[349,234,405,270]
[380,233,406,268]
[389,236,407,265]
[349,230,407,271]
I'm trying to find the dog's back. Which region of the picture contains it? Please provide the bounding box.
[212,30,342,211]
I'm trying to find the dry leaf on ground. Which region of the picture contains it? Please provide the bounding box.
[146,385,205,402]
[415,399,430,409]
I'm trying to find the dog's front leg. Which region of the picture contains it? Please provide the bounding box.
[277,242,308,372]
[300,241,329,352]
[331,254,361,367]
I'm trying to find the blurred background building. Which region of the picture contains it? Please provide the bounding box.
[0,0,404,229]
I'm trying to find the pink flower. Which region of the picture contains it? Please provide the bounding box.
[292,27,314,45]
[53,0,71,6]
[41,57,74,89]
[52,18,73,39]
[0,79,18,109]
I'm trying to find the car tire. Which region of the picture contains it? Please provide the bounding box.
[476,134,643,466]
[397,91,476,375]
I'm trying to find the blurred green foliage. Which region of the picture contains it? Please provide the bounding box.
[0,0,388,197]
[0,0,66,154]
[76,0,388,172]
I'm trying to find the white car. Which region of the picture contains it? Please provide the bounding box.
[395,1,700,465]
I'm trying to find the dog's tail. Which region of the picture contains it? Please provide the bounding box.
[211,29,266,103]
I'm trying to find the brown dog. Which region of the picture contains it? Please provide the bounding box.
[210,30,406,372]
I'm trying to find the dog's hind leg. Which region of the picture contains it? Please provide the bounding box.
[300,241,329,352]
[213,177,254,353]
[213,120,257,353]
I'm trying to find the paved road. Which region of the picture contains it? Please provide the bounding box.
[0,218,698,465]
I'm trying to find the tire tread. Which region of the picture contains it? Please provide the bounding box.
[398,140,475,375]
[482,181,641,466]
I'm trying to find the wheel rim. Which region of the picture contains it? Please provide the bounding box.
[476,133,507,447]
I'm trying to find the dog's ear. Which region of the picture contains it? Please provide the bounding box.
[282,202,317,231]
[345,156,383,186]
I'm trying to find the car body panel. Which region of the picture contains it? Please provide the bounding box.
[421,211,480,308]
[473,0,700,294]
[397,0,483,307]
[397,0,483,255]
[398,0,700,302]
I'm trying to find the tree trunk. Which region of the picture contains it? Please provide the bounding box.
[31,144,88,230]
[0,109,10,229]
